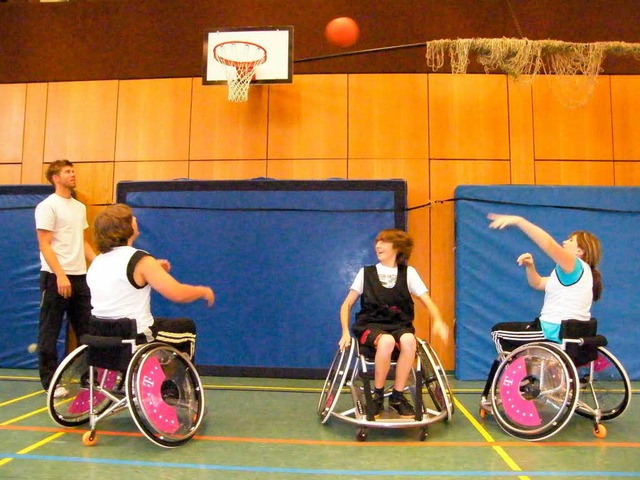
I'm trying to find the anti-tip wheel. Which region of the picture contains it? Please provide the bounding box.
[593,423,607,439]
[418,427,428,441]
[356,428,368,442]
[82,430,98,446]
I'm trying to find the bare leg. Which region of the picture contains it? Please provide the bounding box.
[393,333,416,391]
[374,334,395,389]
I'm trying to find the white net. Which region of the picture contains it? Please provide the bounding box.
[214,41,267,103]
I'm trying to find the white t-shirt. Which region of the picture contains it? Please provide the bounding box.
[34,193,88,275]
[349,263,428,297]
[87,246,154,334]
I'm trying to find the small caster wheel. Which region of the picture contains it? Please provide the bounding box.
[82,430,98,446]
[418,427,428,441]
[593,423,607,439]
[356,428,368,442]
[479,408,487,419]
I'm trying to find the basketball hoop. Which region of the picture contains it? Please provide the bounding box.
[213,41,267,102]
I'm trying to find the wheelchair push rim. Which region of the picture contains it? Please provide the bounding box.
[416,338,454,421]
[48,345,124,427]
[317,341,356,424]
[126,343,205,448]
[575,346,631,422]
[491,342,579,441]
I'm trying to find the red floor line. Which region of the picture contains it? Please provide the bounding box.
[1,425,639,448]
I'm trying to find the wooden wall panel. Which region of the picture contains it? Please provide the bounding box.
[21,83,48,184]
[348,158,429,204]
[0,84,26,164]
[611,76,640,161]
[508,76,535,184]
[85,205,105,252]
[44,81,119,163]
[348,74,428,159]
[113,161,189,197]
[348,158,431,339]
[535,161,615,186]
[533,75,613,160]
[189,160,267,180]
[190,80,268,160]
[0,165,21,184]
[268,75,348,159]
[429,74,510,160]
[614,162,640,186]
[267,159,347,180]
[3,72,639,376]
[429,160,511,369]
[72,162,115,206]
[115,79,192,161]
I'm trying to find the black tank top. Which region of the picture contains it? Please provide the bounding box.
[352,264,415,336]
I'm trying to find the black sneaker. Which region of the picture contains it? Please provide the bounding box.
[389,395,415,418]
[369,392,384,418]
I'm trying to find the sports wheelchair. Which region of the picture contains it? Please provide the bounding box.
[47,317,206,448]
[318,337,454,441]
[483,319,631,441]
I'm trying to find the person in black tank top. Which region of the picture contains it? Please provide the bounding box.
[338,229,448,419]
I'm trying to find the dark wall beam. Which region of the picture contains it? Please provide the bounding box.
[1,0,639,83]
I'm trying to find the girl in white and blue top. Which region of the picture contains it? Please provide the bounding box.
[480,214,603,406]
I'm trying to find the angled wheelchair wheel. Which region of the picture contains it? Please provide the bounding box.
[126,343,205,448]
[575,347,631,421]
[48,345,124,427]
[491,342,579,441]
[416,338,454,421]
[317,341,356,424]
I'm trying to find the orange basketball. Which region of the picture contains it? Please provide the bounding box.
[325,17,360,48]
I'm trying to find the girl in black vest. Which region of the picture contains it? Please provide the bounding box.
[338,229,448,418]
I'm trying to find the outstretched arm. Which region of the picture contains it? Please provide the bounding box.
[487,213,575,273]
[338,290,359,350]
[136,256,214,306]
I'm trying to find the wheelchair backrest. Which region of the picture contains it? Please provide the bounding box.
[82,317,138,371]
[559,318,601,366]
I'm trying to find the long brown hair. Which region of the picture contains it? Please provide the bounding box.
[571,230,603,301]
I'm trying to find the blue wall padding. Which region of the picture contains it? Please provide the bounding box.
[454,185,640,380]
[0,186,54,368]
[117,180,406,374]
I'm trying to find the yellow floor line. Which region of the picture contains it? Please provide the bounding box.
[0,390,44,408]
[454,397,531,480]
[0,406,50,426]
[0,431,65,468]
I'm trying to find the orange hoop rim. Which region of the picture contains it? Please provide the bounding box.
[213,41,268,70]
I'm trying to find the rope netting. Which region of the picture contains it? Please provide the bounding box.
[425,38,640,106]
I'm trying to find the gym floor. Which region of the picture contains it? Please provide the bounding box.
[0,370,638,480]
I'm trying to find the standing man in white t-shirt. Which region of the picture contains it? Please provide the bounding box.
[34,160,96,398]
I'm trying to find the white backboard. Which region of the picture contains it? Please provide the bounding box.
[203,26,293,84]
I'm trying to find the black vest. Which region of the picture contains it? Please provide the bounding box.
[352,264,415,337]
